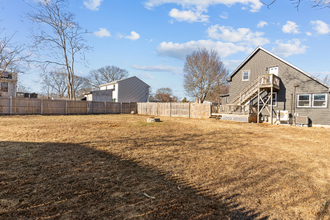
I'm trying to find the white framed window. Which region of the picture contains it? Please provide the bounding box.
[242,70,250,81]
[312,94,327,108]
[268,92,277,106]
[297,94,311,107]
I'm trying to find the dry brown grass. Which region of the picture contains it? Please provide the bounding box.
[0,114,330,219]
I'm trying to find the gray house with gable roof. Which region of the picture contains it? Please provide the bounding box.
[85,76,150,103]
[225,46,330,126]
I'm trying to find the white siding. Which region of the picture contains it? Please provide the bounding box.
[100,84,115,90]
[112,84,118,101]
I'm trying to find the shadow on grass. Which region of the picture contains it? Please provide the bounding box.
[0,141,266,219]
[102,128,330,219]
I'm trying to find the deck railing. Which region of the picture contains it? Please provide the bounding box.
[259,74,280,89]
[212,104,257,115]
[229,74,280,106]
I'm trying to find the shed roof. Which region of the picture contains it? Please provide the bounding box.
[227,46,330,90]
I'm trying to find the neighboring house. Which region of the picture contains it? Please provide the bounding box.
[226,46,330,126]
[0,71,17,98]
[85,76,150,102]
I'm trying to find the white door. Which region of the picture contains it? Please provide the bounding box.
[269,67,279,76]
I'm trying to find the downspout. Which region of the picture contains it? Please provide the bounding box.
[293,85,299,125]
[290,93,293,121]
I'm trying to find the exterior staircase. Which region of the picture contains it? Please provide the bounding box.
[227,74,280,111]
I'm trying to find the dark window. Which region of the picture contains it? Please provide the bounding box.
[0,82,8,92]
[268,92,277,106]
[297,94,311,107]
[1,72,13,79]
[313,94,327,107]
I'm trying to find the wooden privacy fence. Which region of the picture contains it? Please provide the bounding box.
[137,102,211,118]
[0,97,137,115]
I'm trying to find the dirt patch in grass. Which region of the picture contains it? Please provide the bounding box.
[0,114,330,219]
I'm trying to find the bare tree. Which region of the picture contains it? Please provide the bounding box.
[17,81,31,93]
[73,74,91,99]
[26,0,90,100]
[40,71,67,98]
[155,87,178,102]
[323,75,330,85]
[205,82,229,102]
[88,65,129,88]
[262,0,330,10]
[183,48,228,103]
[40,70,90,99]
[0,30,29,76]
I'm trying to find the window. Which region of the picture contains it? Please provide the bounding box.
[242,70,250,81]
[313,94,327,108]
[297,94,311,107]
[0,82,8,92]
[268,92,277,106]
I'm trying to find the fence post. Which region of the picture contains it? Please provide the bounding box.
[105,101,106,114]
[65,100,68,115]
[10,96,12,115]
[156,103,158,116]
[41,99,43,115]
[87,101,89,115]
[188,103,190,118]
[120,102,122,114]
[146,102,148,115]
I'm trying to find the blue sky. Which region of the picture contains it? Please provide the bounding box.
[1,0,330,99]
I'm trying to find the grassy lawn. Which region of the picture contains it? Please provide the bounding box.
[0,114,330,219]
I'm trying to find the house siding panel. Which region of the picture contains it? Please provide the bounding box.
[117,77,149,102]
[229,49,330,125]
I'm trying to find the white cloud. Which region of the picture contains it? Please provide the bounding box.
[223,60,243,71]
[306,32,312,36]
[311,20,330,34]
[220,12,228,19]
[206,25,269,46]
[131,65,183,74]
[282,21,300,34]
[144,0,263,12]
[83,0,103,11]
[257,21,268,28]
[272,39,307,57]
[93,28,111,38]
[169,8,209,22]
[134,73,154,79]
[125,31,140,41]
[157,40,246,60]
[116,33,124,39]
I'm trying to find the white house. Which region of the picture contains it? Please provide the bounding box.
[85,76,150,102]
[0,71,17,98]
